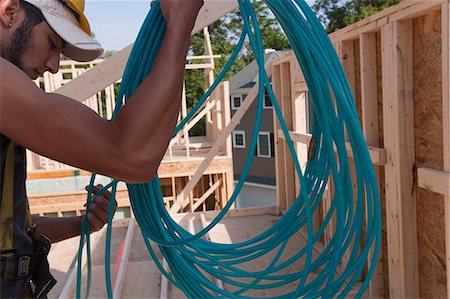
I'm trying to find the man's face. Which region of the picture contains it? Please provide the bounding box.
[3,19,65,79]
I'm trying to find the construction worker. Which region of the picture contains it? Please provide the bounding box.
[0,0,203,297]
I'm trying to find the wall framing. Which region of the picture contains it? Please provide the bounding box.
[272,0,449,297]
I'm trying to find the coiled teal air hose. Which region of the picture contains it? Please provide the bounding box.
[76,0,381,298]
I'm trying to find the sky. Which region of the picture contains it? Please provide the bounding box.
[84,1,151,52]
[84,0,316,52]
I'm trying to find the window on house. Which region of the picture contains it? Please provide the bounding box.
[257,132,271,158]
[232,130,246,148]
[231,95,243,110]
[264,92,273,109]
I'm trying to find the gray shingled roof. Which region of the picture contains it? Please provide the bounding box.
[229,51,288,93]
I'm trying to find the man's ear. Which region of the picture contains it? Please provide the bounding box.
[0,0,21,29]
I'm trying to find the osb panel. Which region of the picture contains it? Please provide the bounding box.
[413,11,446,298]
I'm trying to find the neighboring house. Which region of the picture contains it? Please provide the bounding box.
[229,50,285,186]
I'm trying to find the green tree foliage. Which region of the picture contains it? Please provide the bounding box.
[312,0,402,33]
[186,0,290,136]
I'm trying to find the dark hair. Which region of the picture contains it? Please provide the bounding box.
[19,0,45,26]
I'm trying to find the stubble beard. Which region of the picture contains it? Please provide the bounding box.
[1,20,34,72]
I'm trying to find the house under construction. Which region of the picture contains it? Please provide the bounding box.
[23,0,450,298]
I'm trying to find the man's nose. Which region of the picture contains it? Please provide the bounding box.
[46,51,61,74]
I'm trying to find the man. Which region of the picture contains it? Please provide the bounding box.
[0,0,203,297]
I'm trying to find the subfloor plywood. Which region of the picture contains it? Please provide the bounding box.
[47,213,362,298]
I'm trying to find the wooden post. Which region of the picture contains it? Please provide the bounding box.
[381,20,419,298]
[221,81,233,157]
[113,219,135,299]
[281,63,296,209]
[204,27,216,141]
[181,82,191,158]
[273,64,287,212]
[360,32,384,298]
[340,40,357,99]
[442,1,450,297]
[339,39,360,274]
[220,81,235,208]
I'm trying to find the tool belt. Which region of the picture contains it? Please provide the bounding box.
[1,235,57,298]
[1,141,57,298]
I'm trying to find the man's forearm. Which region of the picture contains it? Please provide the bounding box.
[32,215,82,243]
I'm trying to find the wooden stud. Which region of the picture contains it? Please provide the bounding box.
[58,229,102,299]
[280,62,296,209]
[339,39,359,273]
[191,178,222,211]
[113,219,135,299]
[442,1,450,297]
[199,213,224,290]
[417,167,450,196]
[340,40,357,103]
[381,20,419,298]
[278,130,386,166]
[181,83,191,159]
[273,64,287,212]
[221,81,233,158]
[360,31,384,298]
[160,260,170,299]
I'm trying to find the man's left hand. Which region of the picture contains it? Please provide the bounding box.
[85,184,117,232]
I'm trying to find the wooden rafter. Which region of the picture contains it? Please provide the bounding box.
[54,0,238,102]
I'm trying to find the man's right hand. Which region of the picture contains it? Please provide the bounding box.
[160,0,204,31]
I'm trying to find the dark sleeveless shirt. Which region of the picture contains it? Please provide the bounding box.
[0,134,33,297]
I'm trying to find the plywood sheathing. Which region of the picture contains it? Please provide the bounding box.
[413,10,446,298]
[203,214,315,298]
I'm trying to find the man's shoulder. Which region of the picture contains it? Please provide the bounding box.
[0,57,27,78]
[0,58,40,95]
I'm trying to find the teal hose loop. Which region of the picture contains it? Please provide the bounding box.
[76,0,382,298]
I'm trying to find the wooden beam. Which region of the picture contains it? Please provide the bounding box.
[417,167,450,196]
[329,0,445,42]
[199,213,224,290]
[158,157,232,178]
[159,259,169,299]
[381,20,418,298]
[442,2,450,298]
[278,130,386,166]
[169,205,278,223]
[54,0,239,102]
[191,178,222,211]
[58,230,102,299]
[113,219,135,299]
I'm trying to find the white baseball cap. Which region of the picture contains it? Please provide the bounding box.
[23,0,103,62]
